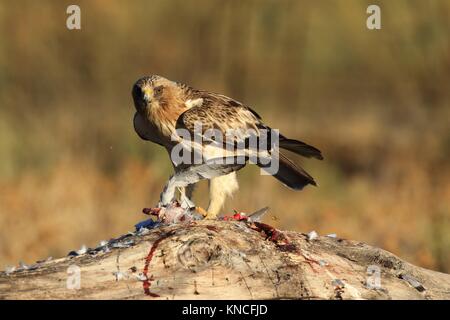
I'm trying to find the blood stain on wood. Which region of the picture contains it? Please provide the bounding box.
[142,231,175,297]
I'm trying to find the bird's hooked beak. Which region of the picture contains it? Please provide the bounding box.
[142,87,153,103]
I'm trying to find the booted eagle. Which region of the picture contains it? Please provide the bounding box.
[132,75,322,219]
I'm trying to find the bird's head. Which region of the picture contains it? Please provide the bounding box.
[132,75,185,116]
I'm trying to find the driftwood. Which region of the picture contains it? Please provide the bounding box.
[1,218,449,300]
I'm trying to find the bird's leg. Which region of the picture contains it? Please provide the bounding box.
[178,184,196,209]
[159,165,238,219]
[159,170,201,207]
[159,175,180,207]
[205,172,239,219]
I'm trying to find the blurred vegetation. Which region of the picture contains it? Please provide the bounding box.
[0,0,449,272]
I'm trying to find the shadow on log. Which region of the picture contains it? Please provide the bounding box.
[1,219,449,299]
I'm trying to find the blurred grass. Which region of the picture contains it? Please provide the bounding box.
[0,0,449,272]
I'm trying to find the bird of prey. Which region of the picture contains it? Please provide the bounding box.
[132,75,323,219]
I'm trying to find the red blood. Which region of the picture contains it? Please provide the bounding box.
[205,225,219,232]
[142,231,175,297]
[223,212,248,221]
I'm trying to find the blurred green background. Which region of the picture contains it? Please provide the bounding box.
[0,0,449,272]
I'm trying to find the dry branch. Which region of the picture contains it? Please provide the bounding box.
[1,219,449,300]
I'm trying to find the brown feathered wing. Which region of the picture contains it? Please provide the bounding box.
[175,91,322,190]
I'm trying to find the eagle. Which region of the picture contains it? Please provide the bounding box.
[132,75,323,219]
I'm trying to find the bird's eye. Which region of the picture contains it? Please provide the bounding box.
[154,85,164,96]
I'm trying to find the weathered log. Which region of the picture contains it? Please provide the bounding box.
[1,219,449,299]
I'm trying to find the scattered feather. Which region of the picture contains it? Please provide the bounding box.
[332,279,345,287]
[135,219,159,231]
[36,256,53,264]
[5,266,16,274]
[247,207,269,222]
[135,273,147,281]
[113,271,127,281]
[307,230,318,241]
[319,260,328,267]
[111,239,135,249]
[138,227,151,236]
[28,264,39,271]
[400,274,426,292]
[77,245,87,255]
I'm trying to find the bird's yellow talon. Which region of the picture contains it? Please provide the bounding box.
[194,206,218,219]
[195,206,208,217]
